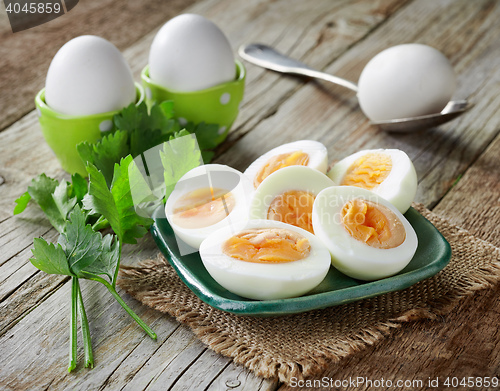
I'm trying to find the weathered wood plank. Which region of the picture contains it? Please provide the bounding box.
[0,0,200,132]
[206,364,280,391]
[167,349,233,391]
[108,326,199,390]
[0,276,171,390]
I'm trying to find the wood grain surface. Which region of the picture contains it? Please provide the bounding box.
[0,0,499,390]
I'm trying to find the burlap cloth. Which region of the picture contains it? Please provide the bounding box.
[118,204,500,383]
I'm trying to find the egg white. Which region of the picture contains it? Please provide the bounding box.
[327,149,417,214]
[165,164,252,249]
[250,165,334,221]
[199,219,331,300]
[244,140,328,188]
[312,186,418,281]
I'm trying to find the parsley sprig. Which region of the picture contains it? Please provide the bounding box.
[14,101,214,371]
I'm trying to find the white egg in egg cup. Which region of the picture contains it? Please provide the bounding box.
[35,83,144,176]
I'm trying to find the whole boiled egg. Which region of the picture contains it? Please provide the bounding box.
[250,166,334,234]
[328,149,417,214]
[199,219,331,300]
[149,14,235,91]
[358,44,456,122]
[45,35,136,116]
[165,164,252,250]
[312,186,418,281]
[244,140,328,189]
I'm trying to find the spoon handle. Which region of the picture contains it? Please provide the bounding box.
[238,43,358,93]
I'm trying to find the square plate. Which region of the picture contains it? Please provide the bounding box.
[150,207,451,316]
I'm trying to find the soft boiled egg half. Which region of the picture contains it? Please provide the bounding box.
[250,166,334,234]
[165,164,252,249]
[328,149,417,214]
[312,186,418,281]
[244,140,328,189]
[199,219,331,300]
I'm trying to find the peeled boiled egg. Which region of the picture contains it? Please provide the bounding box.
[312,186,418,281]
[244,140,328,189]
[358,44,456,122]
[199,219,331,300]
[328,149,417,214]
[149,14,235,92]
[165,164,252,250]
[250,165,334,234]
[45,35,136,116]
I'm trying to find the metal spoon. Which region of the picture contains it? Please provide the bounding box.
[238,43,469,132]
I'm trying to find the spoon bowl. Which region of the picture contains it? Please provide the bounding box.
[239,44,469,132]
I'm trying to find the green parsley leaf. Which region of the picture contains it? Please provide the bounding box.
[160,133,203,200]
[79,234,119,282]
[31,238,73,276]
[53,181,77,225]
[77,131,130,187]
[27,174,70,233]
[13,192,31,215]
[185,122,221,151]
[113,102,148,132]
[69,173,88,203]
[83,156,153,244]
[58,206,103,276]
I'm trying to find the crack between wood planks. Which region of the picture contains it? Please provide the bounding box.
[97,323,182,391]
[163,347,208,391]
[0,275,70,337]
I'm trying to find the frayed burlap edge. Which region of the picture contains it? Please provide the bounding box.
[118,204,500,383]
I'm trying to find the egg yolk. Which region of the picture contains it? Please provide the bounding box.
[171,187,234,229]
[222,228,310,263]
[254,151,309,188]
[267,190,316,233]
[341,199,405,249]
[341,153,392,190]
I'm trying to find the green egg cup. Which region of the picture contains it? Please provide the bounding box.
[141,60,245,143]
[35,83,144,177]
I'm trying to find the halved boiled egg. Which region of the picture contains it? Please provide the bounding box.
[244,140,328,189]
[249,166,335,234]
[327,149,417,214]
[312,186,418,281]
[199,219,331,300]
[165,164,252,249]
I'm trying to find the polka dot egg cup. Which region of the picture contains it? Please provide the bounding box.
[141,60,245,145]
[35,83,144,176]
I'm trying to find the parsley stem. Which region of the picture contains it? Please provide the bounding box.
[76,279,94,368]
[112,241,122,289]
[92,276,157,340]
[68,277,78,372]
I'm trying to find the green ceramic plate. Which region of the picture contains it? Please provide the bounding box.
[150,206,451,316]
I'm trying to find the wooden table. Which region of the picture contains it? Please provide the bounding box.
[1,0,499,389]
